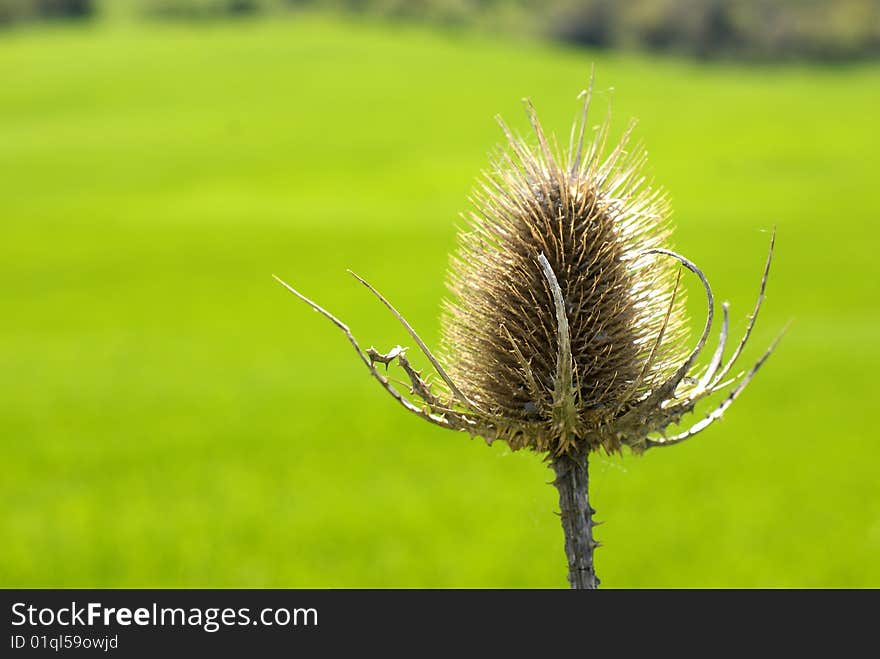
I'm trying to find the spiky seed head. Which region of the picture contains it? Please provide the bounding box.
[276,85,778,457]
[440,93,689,454]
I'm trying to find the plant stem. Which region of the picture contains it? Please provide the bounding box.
[551,449,599,589]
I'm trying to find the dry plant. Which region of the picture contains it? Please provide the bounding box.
[275,79,783,589]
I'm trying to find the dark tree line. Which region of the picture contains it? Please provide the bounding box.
[4,0,880,62]
[0,0,93,24]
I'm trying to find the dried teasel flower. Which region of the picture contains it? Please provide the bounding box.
[275,80,784,589]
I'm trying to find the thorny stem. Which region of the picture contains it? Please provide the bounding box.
[551,449,599,589]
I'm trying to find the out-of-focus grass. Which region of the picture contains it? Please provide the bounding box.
[1,16,878,587]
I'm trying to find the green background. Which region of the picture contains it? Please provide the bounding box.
[2,15,878,587]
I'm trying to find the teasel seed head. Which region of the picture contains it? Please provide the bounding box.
[275,81,783,458]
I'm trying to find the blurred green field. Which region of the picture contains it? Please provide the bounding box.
[1,15,879,588]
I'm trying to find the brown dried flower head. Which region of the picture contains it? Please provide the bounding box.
[276,83,782,457]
